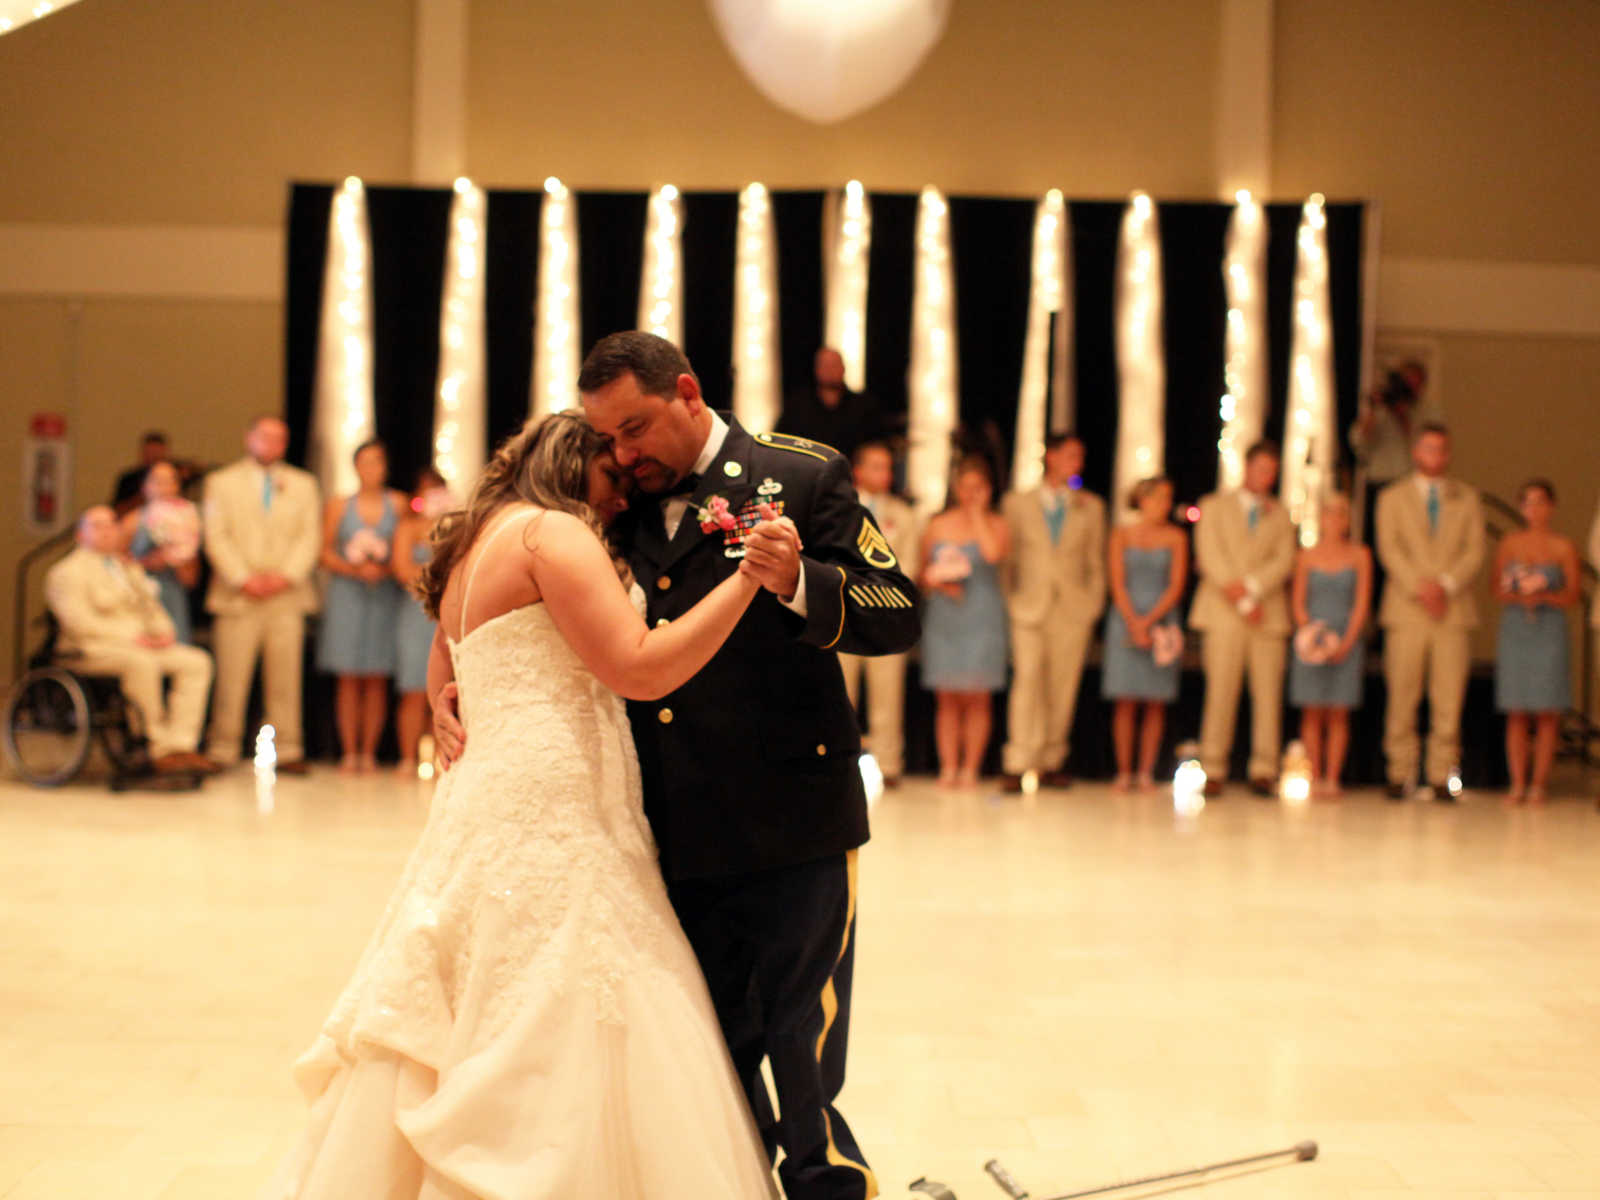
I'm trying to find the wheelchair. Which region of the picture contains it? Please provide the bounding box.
[4,615,205,791]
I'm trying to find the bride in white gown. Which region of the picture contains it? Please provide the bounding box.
[265,413,778,1199]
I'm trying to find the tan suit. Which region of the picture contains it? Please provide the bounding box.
[1587,501,1600,632]
[1191,490,1296,780]
[839,493,920,778]
[1000,486,1106,775]
[1376,474,1484,787]
[45,547,213,758]
[202,457,322,762]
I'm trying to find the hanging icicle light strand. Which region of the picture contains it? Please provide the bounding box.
[638,185,684,345]
[532,176,581,416]
[1112,190,1166,512]
[732,182,781,433]
[907,186,958,523]
[1217,189,1268,491]
[824,180,872,391]
[1282,193,1336,546]
[309,176,375,499]
[433,177,488,493]
[1012,188,1067,493]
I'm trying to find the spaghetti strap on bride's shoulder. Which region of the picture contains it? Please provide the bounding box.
[457,505,541,641]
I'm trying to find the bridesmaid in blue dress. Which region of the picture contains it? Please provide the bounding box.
[1493,479,1580,806]
[317,440,407,773]
[1289,493,1372,797]
[918,455,1011,788]
[391,466,448,777]
[1102,476,1189,790]
[119,460,201,644]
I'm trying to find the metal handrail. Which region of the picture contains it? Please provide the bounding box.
[12,525,78,681]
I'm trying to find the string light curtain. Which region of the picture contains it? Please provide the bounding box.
[1012,188,1068,493]
[309,177,375,498]
[731,183,781,432]
[906,186,958,521]
[823,180,871,390]
[532,176,581,416]
[0,0,85,36]
[1217,190,1268,491]
[638,185,684,345]
[433,177,488,493]
[1112,191,1165,512]
[1282,193,1335,545]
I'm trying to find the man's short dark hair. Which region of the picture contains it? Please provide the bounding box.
[852,439,892,466]
[140,430,169,446]
[1045,431,1083,453]
[1244,438,1280,463]
[1415,421,1451,442]
[578,331,697,398]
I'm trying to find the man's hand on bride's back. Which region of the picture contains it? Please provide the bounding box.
[434,682,466,770]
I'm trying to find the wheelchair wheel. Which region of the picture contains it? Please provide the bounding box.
[3,667,93,786]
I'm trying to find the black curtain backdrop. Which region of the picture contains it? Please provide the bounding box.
[286,183,1366,510]
[484,188,541,449]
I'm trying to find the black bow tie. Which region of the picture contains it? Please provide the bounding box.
[660,472,701,501]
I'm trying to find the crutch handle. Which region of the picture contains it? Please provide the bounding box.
[984,1159,1030,1199]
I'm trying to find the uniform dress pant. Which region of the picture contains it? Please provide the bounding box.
[74,643,213,758]
[1199,621,1287,781]
[839,653,906,779]
[1383,623,1471,787]
[1002,617,1092,776]
[668,851,877,1200]
[207,592,307,763]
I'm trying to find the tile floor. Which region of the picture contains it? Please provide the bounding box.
[1,764,1597,1199]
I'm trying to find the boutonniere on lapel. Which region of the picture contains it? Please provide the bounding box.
[700,493,787,558]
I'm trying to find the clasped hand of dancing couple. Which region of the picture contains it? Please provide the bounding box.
[266,332,920,1200]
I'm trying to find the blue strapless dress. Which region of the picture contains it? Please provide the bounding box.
[1495,563,1571,713]
[921,540,1009,692]
[1289,567,1364,708]
[1101,545,1179,702]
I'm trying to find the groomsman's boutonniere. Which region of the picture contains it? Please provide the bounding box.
[698,495,740,534]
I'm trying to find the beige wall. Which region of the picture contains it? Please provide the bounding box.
[1,0,1596,684]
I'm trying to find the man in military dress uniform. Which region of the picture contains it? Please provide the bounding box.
[585,332,919,1200]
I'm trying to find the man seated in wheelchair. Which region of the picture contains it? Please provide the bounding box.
[45,506,215,773]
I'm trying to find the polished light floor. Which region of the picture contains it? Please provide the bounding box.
[2,764,1598,1200]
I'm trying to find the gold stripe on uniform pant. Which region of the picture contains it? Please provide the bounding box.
[813,848,877,1196]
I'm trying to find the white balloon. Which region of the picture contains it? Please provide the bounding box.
[708,0,951,125]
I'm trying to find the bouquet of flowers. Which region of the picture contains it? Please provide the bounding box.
[1294,620,1343,665]
[416,485,458,521]
[926,543,973,585]
[1150,623,1185,667]
[1501,563,1546,599]
[143,498,201,564]
[344,527,390,565]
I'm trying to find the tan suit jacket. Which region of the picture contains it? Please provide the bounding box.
[1189,491,1295,635]
[202,457,322,615]
[862,492,921,581]
[1375,474,1484,630]
[46,547,176,656]
[1001,487,1106,628]
[1587,502,1600,630]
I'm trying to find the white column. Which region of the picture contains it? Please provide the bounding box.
[1217,189,1268,490]
[907,186,958,522]
[1013,189,1068,493]
[1112,191,1165,512]
[433,178,487,493]
[732,183,781,433]
[823,180,871,390]
[309,177,375,499]
[638,185,684,345]
[1282,194,1335,545]
[531,176,581,416]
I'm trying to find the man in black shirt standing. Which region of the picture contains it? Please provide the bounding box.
[779,346,885,461]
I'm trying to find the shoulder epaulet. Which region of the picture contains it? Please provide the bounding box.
[753,431,842,462]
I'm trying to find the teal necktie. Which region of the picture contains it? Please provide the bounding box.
[1247,501,1259,533]
[262,470,273,511]
[1044,494,1066,544]
[1427,484,1439,535]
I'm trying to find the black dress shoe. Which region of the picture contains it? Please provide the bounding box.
[998,772,1025,794]
[882,775,902,790]
[1040,770,1073,789]
[1385,781,1409,801]
[1249,777,1276,798]
[1430,784,1455,803]
[275,759,312,776]
[1201,779,1225,798]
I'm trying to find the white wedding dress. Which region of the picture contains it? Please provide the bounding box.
[265,587,776,1198]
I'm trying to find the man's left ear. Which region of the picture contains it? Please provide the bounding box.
[676,372,703,411]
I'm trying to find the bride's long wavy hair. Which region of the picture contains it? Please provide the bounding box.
[416,411,627,620]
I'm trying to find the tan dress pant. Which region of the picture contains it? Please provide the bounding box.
[207,593,308,762]
[1199,623,1287,781]
[839,652,907,779]
[1002,619,1093,775]
[74,643,213,758]
[1383,623,1471,787]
